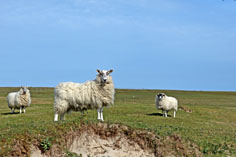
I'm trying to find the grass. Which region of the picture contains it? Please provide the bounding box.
[0,87,236,156]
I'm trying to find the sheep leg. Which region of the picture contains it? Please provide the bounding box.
[54,99,68,121]
[23,107,26,113]
[54,113,59,121]
[164,111,168,117]
[11,108,15,113]
[97,108,104,121]
[20,107,22,114]
[173,110,176,118]
[100,108,104,121]
[97,109,101,120]
[60,113,65,120]
[162,110,165,117]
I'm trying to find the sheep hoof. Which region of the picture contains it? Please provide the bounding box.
[98,119,104,122]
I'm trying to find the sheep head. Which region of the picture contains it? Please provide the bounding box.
[97,69,113,84]
[156,93,166,100]
[20,86,28,95]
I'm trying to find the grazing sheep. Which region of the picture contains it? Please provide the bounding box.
[155,93,178,118]
[7,86,31,114]
[54,69,115,121]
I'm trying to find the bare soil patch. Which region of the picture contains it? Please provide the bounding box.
[29,123,201,157]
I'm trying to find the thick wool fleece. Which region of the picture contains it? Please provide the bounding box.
[156,95,178,111]
[7,89,31,109]
[54,75,115,114]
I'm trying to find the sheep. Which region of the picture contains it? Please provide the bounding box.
[54,69,115,121]
[7,86,31,114]
[155,93,178,118]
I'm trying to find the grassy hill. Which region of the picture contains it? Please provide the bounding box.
[0,87,236,156]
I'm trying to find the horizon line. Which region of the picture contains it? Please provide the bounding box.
[0,86,235,92]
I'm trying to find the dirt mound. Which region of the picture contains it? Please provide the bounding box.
[30,123,201,157]
[70,131,154,156]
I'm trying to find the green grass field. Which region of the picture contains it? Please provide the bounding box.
[0,87,236,156]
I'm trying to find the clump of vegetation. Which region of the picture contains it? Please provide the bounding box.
[40,137,52,152]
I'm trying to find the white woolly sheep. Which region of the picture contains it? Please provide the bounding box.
[54,69,115,121]
[155,93,178,118]
[7,86,31,114]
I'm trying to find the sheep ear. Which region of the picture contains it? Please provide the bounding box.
[97,69,101,74]
[108,69,113,74]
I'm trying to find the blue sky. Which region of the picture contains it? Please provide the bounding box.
[0,0,235,91]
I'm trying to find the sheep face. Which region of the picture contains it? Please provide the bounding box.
[156,93,166,100]
[19,86,28,95]
[97,69,113,83]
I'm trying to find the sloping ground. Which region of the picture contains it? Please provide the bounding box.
[29,123,201,157]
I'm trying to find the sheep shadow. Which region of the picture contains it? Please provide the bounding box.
[146,113,172,117]
[1,112,20,115]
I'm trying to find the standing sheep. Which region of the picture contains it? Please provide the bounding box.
[54,69,115,121]
[155,93,178,118]
[7,86,31,114]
